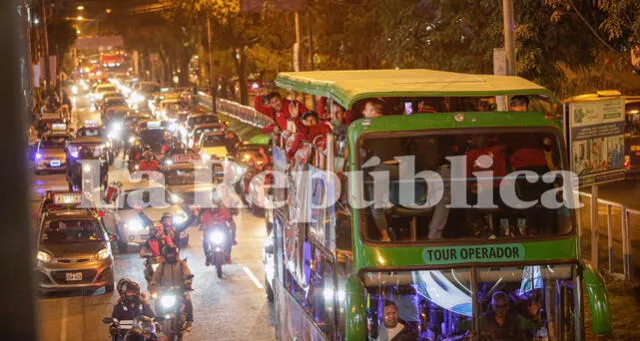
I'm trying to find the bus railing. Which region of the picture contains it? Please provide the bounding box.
[197,92,271,128]
[578,192,640,281]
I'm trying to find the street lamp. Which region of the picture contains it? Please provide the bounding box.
[105,9,112,14]
[77,5,84,10]
[33,18,39,25]
[76,16,84,21]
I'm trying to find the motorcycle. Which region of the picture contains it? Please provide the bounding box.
[203,223,232,278]
[101,317,135,341]
[151,274,194,341]
[102,316,160,341]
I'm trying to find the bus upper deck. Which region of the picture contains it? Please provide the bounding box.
[263,69,611,341]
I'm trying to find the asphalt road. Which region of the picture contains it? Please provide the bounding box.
[33,94,276,341]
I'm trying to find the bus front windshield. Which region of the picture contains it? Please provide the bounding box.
[358,130,572,242]
[363,265,577,341]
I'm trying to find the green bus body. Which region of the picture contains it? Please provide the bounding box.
[266,70,612,341]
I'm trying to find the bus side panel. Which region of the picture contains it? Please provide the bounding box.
[273,278,329,341]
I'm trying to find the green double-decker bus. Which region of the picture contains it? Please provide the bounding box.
[264,69,612,341]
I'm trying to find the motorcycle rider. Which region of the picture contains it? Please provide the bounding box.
[159,212,178,246]
[150,246,194,331]
[111,280,155,323]
[139,151,160,171]
[124,315,159,341]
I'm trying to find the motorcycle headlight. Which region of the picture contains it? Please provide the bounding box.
[125,220,143,232]
[35,152,42,160]
[111,122,122,131]
[82,84,89,91]
[71,86,78,95]
[161,294,177,308]
[82,164,92,173]
[165,159,174,166]
[37,251,52,263]
[95,248,111,260]
[108,131,119,139]
[209,230,225,245]
[128,136,136,144]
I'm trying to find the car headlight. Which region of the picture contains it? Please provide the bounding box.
[105,141,112,148]
[243,154,251,161]
[95,248,111,260]
[209,230,225,245]
[170,194,182,204]
[82,164,92,173]
[161,294,177,308]
[37,251,52,263]
[125,220,143,232]
[111,122,122,131]
[71,86,78,94]
[82,84,89,91]
[108,131,119,139]
[165,159,174,166]
[128,136,136,144]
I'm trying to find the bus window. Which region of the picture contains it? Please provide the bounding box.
[308,246,336,338]
[358,129,571,242]
[363,269,472,340]
[362,265,576,340]
[476,265,576,341]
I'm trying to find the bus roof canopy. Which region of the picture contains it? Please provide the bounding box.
[275,69,554,109]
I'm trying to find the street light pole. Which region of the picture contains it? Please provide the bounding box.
[502,0,516,76]
[41,0,50,91]
[206,16,216,113]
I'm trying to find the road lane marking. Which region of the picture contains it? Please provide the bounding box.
[60,299,68,341]
[243,266,264,289]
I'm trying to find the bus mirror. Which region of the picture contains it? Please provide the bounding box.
[583,264,613,335]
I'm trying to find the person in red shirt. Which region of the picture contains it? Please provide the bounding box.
[139,151,160,171]
[287,111,332,159]
[255,90,308,133]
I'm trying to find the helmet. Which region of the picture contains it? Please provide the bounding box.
[160,212,172,225]
[117,278,132,298]
[124,281,141,303]
[132,315,156,335]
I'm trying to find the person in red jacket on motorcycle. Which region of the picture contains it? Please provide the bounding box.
[139,151,160,171]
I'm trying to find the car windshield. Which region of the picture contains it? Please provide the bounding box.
[41,219,104,244]
[190,115,218,127]
[77,128,103,137]
[41,136,68,148]
[358,129,571,242]
[165,168,196,186]
[105,99,126,107]
[139,129,167,146]
[202,135,226,147]
[117,188,172,210]
[98,86,116,92]
[141,84,160,93]
[362,265,577,341]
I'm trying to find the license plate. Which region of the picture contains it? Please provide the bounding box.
[65,272,82,281]
[50,160,61,167]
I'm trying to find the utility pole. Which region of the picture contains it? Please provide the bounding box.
[41,0,50,91]
[502,0,516,76]
[206,16,216,113]
[293,11,300,72]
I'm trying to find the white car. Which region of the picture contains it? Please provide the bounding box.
[102,180,192,252]
[198,131,229,161]
[91,84,118,102]
[155,99,181,120]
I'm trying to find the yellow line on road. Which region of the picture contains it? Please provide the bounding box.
[60,299,68,341]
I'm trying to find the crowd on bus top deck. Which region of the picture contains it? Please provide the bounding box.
[253,89,533,159]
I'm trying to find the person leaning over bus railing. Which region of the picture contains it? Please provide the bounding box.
[377,300,419,341]
[255,89,308,134]
[286,110,332,159]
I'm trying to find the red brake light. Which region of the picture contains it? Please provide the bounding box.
[98,210,106,217]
